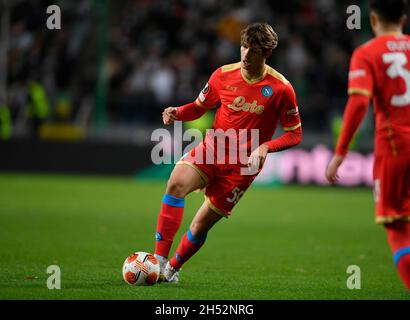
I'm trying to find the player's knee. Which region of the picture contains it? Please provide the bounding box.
[190,221,208,236]
[166,179,188,198]
[189,222,201,236]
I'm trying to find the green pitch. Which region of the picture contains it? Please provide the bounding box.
[0,173,408,300]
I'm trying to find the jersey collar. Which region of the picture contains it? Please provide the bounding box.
[378,31,403,37]
[241,65,268,84]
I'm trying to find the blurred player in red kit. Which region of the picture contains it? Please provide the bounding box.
[153,22,302,282]
[326,0,410,290]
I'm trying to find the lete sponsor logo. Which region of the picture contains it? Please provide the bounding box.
[227,96,265,115]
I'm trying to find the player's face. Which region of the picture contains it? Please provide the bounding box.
[241,45,265,71]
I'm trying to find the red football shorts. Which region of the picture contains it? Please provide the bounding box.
[176,141,260,217]
[373,153,410,224]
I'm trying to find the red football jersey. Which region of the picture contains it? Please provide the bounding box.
[194,62,301,156]
[348,33,410,156]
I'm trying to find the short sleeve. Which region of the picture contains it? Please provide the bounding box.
[348,48,373,97]
[280,84,302,131]
[195,69,221,109]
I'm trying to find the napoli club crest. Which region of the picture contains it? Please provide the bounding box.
[261,85,273,97]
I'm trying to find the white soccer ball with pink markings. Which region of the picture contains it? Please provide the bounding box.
[122,252,160,286]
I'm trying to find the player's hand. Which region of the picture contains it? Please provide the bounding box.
[325,155,345,184]
[247,144,269,171]
[162,107,179,125]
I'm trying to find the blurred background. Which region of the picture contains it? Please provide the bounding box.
[1,0,407,184]
[3,1,410,300]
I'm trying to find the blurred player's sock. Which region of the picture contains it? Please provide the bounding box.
[169,229,207,269]
[394,248,410,290]
[154,194,184,258]
[385,221,410,290]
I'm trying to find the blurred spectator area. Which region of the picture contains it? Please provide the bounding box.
[4,0,407,148]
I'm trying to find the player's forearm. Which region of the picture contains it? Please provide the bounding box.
[335,94,370,156]
[176,102,207,122]
[263,126,302,152]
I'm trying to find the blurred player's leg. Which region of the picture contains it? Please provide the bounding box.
[165,201,222,279]
[154,164,205,260]
[385,221,410,290]
[375,153,410,290]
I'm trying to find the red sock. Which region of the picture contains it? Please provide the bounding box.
[154,194,184,258]
[397,254,410,290]
[169,229,207,269]
[384,221,410,290]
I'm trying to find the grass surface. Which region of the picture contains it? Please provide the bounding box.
[0,173,408,300]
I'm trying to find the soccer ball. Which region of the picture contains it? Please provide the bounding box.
[122,252,160,286]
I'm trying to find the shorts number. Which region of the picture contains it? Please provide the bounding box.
[383,52,410,107]
[226,187,245,204]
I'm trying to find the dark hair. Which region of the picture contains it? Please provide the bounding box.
[370,0,408,23]
[240,22,278,55]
